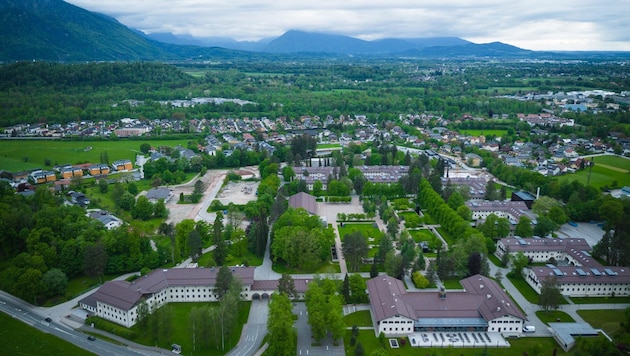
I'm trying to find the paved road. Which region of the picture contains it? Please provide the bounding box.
[226,299,270,356]
[0,291,161,356]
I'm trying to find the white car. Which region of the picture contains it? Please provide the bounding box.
[523,325,536,333]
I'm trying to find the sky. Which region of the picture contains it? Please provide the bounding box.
[65,0,630,51]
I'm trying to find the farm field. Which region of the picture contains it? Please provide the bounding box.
[0,139,189,172]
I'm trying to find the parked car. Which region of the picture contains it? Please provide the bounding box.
[523,325,536,333]
[44,317,52,322]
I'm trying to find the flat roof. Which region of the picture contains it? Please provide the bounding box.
[549,322,599,351]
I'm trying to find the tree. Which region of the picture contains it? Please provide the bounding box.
[305,282,327,341]
[140,143,151,154]
[534,215,558,237]
[83,242,107,281]
[136,301,149,330]
[538,276,563,313]
[215,266,233,299]
[118,192,135,211]
[510,252,529,278]
[354,342,364,356]
[467,252,482,276]
[41,268,68,297]
[412,271,430,288]
[515,216,533,237]
[277,273,296,298]
[187,229,202,261]
[348,274,368,303]
[133,195,154,220]
[496,218,511,238]
[267,293,296,356]
[98,179,108,193]
[154,198,168,218]
[342,231,369,272]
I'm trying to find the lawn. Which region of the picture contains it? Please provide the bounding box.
[344,310,373,327]
[435,226,454,245]
[0,312,96,356]
[570,295,630,304]
[272,260,340,274]
[591,154,630,171]
[90,301,250,355]
[578,309,624,337]
[197,248,264,268]
[316,143,342,149]
[43,274,118,306]
[408,229,435,243]
[557,164,630,189]
[338,223,381,240]
[0,139,190,172]
[535,310,575,324]
[443,278,463,289]
[420,211,437,225]
[507,276,544,305]
[343,329,573,356]
[459,129,509,137]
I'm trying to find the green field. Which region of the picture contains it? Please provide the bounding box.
[408,229,435,243]
[343,310,373,327]
[338,223,381,240]
[316,143,342,149]
[0,312,95,355]
[590,154,630,171]
[578,309,624,337]
[557,164,630,189]
[0,139,189,172]
[535,310,575,324]
[458,129,509,137]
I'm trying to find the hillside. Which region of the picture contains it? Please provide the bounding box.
[0,0,171,61]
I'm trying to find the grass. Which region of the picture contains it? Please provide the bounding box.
[569,295,630,304]
[343,329,573,356]
[272,260,340,274]
[557,164,630,190]
[90,301,250,355]
[535,310,575,324]
[43,274,118,306]
[488,254,504,267]
[435,226,454,245]
[0,312,96,355]
[316,143,342,149]
[591,155,630,171]
[459,129,509,137]
[408,229,434,243]
[578,309,624,337]
[420,211,437,225]
[0,139,190,172]
[344,310,373,327]
[197,248,263,268]
[507,276,543,304]
[338,223,381,240]
[443,278,463,289]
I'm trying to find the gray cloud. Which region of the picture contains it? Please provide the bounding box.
[66,0,630,50]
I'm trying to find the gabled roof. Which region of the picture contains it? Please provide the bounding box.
[84,267,255,311]
[146,187,172,201]
[288,192,318,215]
[460,274,526,321]
[367,275,416,321]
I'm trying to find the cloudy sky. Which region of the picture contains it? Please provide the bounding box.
[66,0,629,51]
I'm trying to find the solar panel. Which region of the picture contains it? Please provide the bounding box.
[590,268,602,276]
[546,264,556,268]
[576,268,586,277]
[552,269,564,277]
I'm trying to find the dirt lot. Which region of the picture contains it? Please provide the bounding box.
[163,166,259,225]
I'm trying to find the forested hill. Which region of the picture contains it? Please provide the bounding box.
[0,62,193,90]
[0,0,172,61]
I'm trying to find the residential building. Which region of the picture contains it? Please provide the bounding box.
[112,160,133,171]
[145,187,173,204]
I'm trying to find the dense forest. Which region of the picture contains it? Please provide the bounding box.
[1,60,628,129]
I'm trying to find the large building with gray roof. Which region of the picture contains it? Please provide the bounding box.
[497,237,630,297]
[366,274,526,337]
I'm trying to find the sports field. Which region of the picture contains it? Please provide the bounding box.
[558,155,630,189]
[0,139,189,172]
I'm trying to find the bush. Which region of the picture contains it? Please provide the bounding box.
[412,271,430,288]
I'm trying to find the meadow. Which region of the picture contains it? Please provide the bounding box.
[0,139,190,172]
[557,163,630,189]
[458,129,508,137]
[590,154,630,171]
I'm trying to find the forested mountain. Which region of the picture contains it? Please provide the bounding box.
[0,0,173,61]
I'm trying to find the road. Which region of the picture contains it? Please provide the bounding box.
[0,291,152,356]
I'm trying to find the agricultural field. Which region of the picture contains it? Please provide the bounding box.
[590,154,630,171]
[0,139,189,172]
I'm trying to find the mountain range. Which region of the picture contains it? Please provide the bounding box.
[0,0,626,62]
